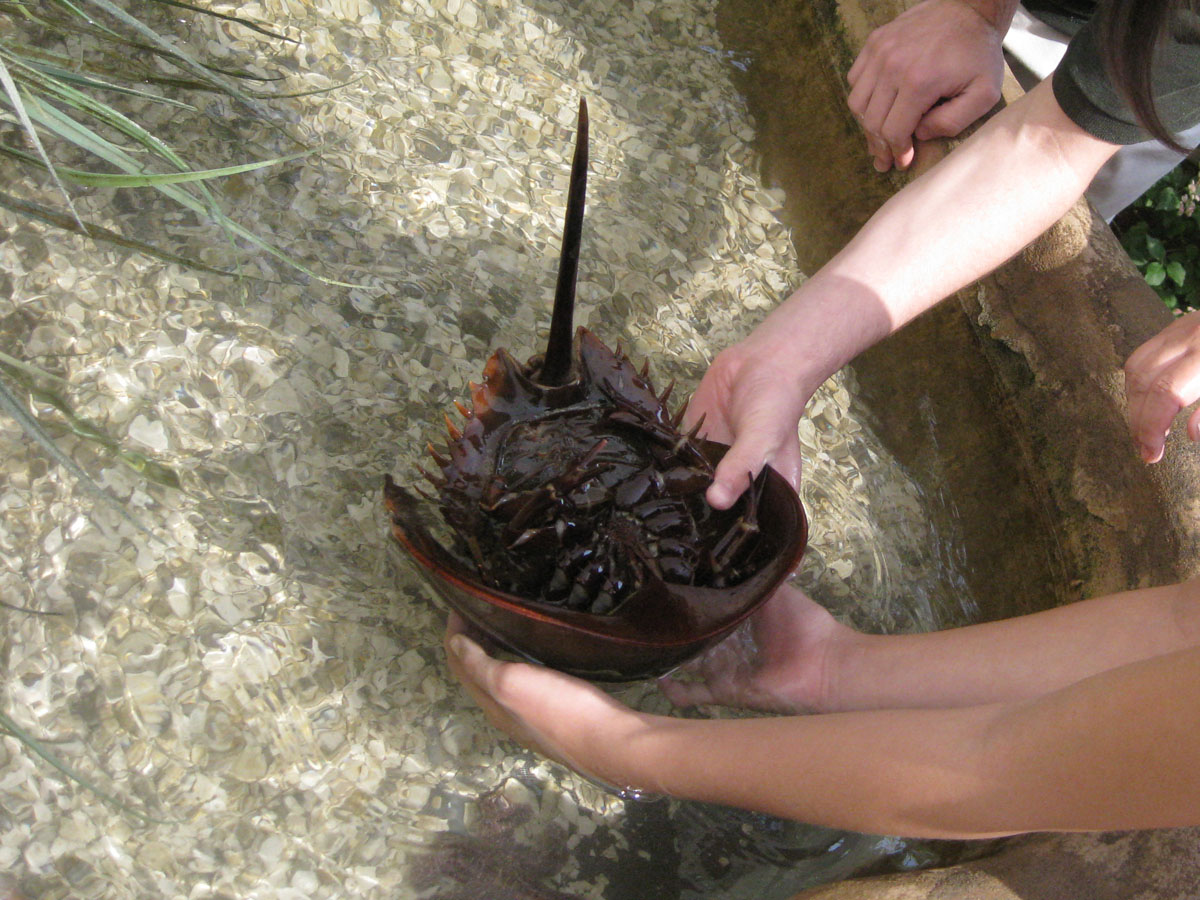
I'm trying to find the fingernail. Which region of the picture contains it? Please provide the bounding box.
[873,158,888,173]
[707,484,731,509]
[447,634,469,658]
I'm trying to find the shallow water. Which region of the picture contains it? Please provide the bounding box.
[2,1,978,897]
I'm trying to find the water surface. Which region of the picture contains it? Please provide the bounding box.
[0,0,978,897]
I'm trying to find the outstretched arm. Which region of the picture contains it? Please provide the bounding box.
[447,623,1200,839]
[634,645,1200,837]
[661,580,1200,714]
[700,77,1120,508]
[832,577,1200,710]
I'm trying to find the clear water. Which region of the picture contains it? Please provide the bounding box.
[0,1,980,897]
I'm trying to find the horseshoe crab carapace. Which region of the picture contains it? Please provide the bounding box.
[383,99,807,680]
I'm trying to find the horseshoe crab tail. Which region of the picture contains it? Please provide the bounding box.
[540,97,589,387]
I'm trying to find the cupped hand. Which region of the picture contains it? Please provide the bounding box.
[1124,309,1200,463]
[847,0,1006,172]
[688,334,808,510]
[443,615,650,789]
[658,584,857,714]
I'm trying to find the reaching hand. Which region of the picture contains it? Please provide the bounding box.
[658,584,857,714]
[847,0,1008,172]
[688,332,808,510]
[1124,309,1200,463]
[443,615,649,790]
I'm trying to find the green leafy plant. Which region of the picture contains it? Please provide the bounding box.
[1112,159,1200,312]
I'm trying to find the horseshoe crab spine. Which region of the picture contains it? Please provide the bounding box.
[539,98,589,387]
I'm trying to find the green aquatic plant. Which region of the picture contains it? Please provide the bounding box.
[0,0,339,281]
[0,0,318,825]
[0,357,181,489]
[0,370,161,538]
[0,0,313,534]
[0,708,168,825]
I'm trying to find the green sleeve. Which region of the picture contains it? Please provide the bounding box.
[1051,9,1200,144]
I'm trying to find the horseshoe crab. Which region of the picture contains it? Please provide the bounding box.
[384,99,807,680]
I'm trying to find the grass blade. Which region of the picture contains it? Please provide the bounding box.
[1,46,198,110]
[0,349,67,383]
[19,91,369,288]
[0,710,169,825]
[151,0,296,42]
[0,189,292,282]
[0,373,161,539]
[0,55,83,226]
[1,142,316,187]
[77,0,256,106]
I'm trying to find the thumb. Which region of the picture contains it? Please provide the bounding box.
[707,438,771,509]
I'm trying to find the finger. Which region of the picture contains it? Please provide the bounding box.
[867,134,895,172]
[1125,358,1200,462]
[1124,311,1200,377]
[708,404,804,507]
[1189,406,1200,443]
[445,633,529,738]
[445,632,497,700]
[860,82,899,171]
[846,38,875,88]
[878,87,940,170]
[444,611,500,658]
[844,89,883,165]
[891,141,916,171]
[447,634,567,757]
[449,632,524,702]
[656,676,719,708]
[445,611,467,638]
[708,443,764,509]
[914,81,1002,140]
[846,48,880,118]
[846,56,886,167]
[683,384,734,445]
[1124,320,1200,461]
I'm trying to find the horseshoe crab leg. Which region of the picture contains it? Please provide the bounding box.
[709,470,766,576]
[540,97,589,387]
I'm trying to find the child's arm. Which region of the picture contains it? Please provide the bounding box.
[638,644,1200,837]
[447,629,1200,838]
[659,580,1200,714]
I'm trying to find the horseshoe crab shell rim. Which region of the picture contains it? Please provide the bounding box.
[385,440,808,681]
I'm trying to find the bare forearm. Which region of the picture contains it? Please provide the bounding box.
[829,579,1200,711]
[765,78,1118,401]
[624,647,1200,838]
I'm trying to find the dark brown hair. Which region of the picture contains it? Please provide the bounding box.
[1096,0,1193,150]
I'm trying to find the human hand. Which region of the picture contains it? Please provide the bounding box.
[688,330,808,510]
[443,615,651,790]
[1124,309,1200,463]
[658,584,857,714]
[847,0,1008,172]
